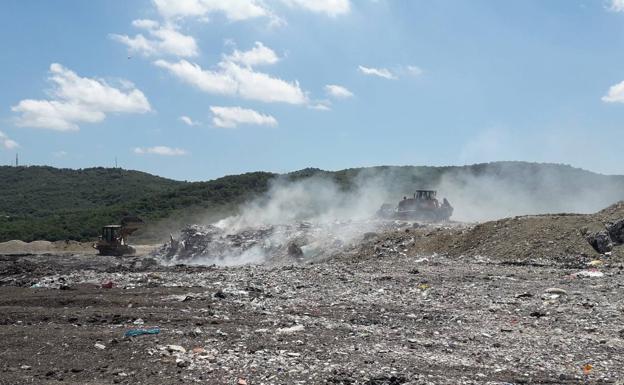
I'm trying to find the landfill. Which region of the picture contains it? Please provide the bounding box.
[0,202,624,384]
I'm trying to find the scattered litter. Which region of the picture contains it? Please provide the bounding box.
[277,324,305,334]
[124,328,160,338]
[572,270,604,278]
[544,288,568,295]
[165,345,186,354]
[94,343,106,350]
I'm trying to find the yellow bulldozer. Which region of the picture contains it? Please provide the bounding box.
[94,216,143,256]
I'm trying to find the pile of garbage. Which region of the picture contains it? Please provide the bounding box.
[586,219,624,254]
[152,220,399,266]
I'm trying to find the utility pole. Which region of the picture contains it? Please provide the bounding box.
[115,156,118,168]
[15,153,18,167]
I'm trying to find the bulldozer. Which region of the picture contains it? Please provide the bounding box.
[94,216,143,256]
[377,190,453,221]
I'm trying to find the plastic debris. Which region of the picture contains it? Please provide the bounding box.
[572,270,604,278]
[124,328,160,338]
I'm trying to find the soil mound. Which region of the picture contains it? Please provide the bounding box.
[360,202,624,266]
[0,240,96,255]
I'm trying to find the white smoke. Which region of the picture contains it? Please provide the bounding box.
[161,162,624,266]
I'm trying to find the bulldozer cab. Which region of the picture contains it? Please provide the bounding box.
[102,225,122,244]
[415,190,436,200]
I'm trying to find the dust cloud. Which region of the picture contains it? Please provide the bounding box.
[156,162,624,266]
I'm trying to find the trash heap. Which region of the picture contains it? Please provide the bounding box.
[586,218,624,254]
[153,220,394,266]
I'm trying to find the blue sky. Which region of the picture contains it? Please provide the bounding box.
[1,0,623,181]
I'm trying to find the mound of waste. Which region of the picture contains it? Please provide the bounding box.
[152,221,400,266]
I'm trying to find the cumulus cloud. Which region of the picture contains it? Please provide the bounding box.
[134,146,187,156]
[153,0,270,21]
[224,41,279,67]
[179,115,200,126]
[602,80,624,103]
[11,63,151,131]
[111,19,198,57]
[155,42,308,104]
[609,0,624,12]
[358,65,397,80]
[0,131,19,150]
[210,106,278,128]
[325,84,353,99]
[280,0,351,17]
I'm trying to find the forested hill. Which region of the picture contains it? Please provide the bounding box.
[1,162,623,242]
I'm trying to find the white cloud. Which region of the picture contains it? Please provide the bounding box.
[134,146,188,156]
[224,41,279,67]
[325,84,353,99]
[179,115,200,126]
[358,65,397,80]
[309,102,331,111]
[0,131,19,150]
[153,0,269,21]
[609,0,624,12]
[210,106,278,128]
[406,65,423,76]
[602,80,624,103]
[111,19,198,57]
[155,42,308,104]
[11,63,151,131]
[154,59,238,95]
[280,0,351,17]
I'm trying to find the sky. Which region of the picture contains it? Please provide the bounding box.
[1,0,624,181]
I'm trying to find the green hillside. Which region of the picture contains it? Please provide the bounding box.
[0,162,623,242]
[0,166,275,242]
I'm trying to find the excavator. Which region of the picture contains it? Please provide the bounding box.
[93,216,143,256]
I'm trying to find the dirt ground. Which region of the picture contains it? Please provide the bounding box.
[1,205,624,385]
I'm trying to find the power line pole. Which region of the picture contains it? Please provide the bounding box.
[15,153,18,167]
